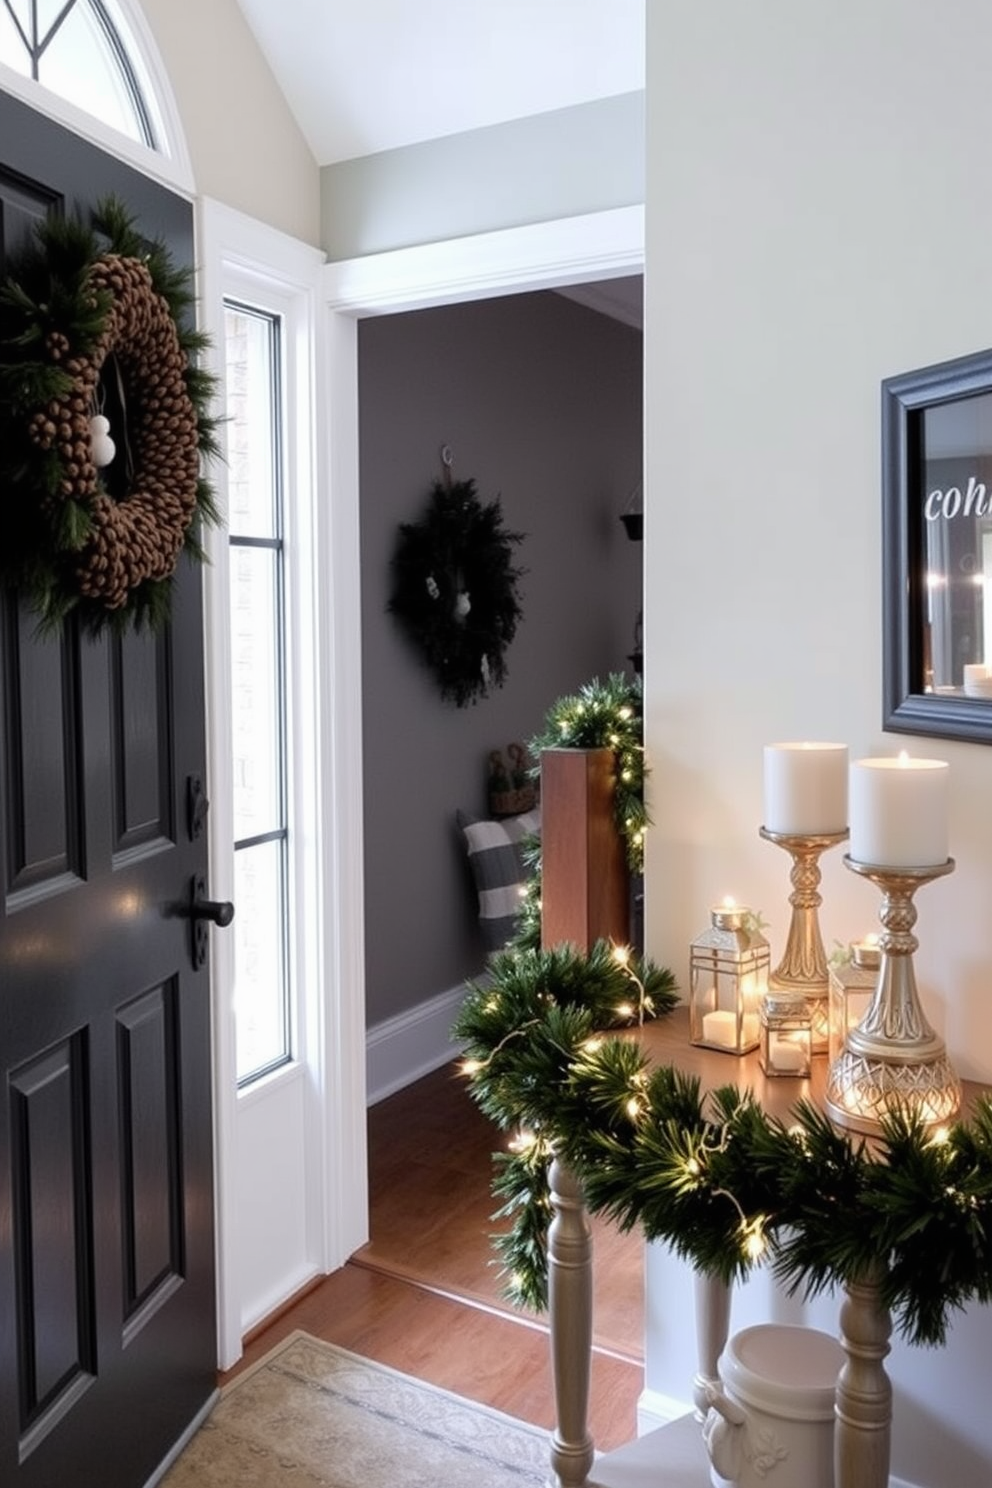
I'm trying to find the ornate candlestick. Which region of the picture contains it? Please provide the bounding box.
[759,827,848,1052]
[824,856,960,1136]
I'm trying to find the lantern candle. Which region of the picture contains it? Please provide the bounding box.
[763,742,848,835]
[702,1010,739,1048]
[849,754,949,868]
[690,902,767,1055]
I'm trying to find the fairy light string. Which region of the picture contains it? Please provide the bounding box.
[455,951,992,1343]
[456,672,992,1344]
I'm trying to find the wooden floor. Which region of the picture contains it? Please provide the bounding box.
[223,1060,645,1452]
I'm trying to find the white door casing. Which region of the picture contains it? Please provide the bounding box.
[202,202,643,1371]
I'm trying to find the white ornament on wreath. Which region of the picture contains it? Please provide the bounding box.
[89,413,116,469]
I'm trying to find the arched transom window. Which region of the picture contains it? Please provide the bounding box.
[0,0,166,152]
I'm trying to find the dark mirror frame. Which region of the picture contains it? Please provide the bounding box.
[882,347,992,744]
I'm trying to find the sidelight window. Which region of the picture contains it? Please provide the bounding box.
[224,302,291,1086]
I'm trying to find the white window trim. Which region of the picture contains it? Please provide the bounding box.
[197,198,355,1367]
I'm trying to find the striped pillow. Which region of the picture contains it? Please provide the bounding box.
[457,808,540,951]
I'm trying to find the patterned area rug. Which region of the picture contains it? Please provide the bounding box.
[160,1331,550,1487]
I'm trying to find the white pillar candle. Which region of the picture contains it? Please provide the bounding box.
[763,742,849,835]
[702,1010,738,1048]
[849,755,949,868]
[768,1035,807,1073]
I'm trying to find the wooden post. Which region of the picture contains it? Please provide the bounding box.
[540,747,629,951]
[541,747,628,1486]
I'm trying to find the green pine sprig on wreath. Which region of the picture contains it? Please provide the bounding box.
[389,477,525,708]
[0,196,221,634]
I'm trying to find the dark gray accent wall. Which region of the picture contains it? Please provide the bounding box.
[359,288,643,1027]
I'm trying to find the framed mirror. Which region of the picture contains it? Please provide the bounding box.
[882,348,992,743]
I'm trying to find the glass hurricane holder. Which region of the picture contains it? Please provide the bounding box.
[759,991,813,1078]
[828,940,881,1068]
[824,856,961,1136]
[689,904,769,1055]
[758,826,849,1053]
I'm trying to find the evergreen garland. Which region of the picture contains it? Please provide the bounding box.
[453,939,679,1311]
[529,672,648,873]
[453,675,992,1348]
[389,477,525,707]
[508,673,648,954]
[456,969,992,1345]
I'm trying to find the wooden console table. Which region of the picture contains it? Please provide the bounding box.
[547,1006,989,1488]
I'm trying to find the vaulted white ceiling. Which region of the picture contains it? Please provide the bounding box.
[233,0,645,167]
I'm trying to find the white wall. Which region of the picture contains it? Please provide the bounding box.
[643,6,992,1485]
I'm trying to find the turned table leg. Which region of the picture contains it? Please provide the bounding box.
[547,1156,595,1488]
[835,1266,893,1488]
[692,1270,732,1421]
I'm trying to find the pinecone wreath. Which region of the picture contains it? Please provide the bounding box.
[0,196,221,633]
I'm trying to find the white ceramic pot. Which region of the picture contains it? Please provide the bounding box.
[702,1323,844,1488]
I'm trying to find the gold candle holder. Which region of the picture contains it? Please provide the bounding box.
[759,826,848,1052]
[824,856,960,1136]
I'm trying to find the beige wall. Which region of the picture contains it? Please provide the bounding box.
[644,7,992,1482]
[141,0,319,244]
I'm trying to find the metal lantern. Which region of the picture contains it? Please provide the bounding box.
[689,903,769,1054]
[827,940,880,1069]
[759,992,813,1078]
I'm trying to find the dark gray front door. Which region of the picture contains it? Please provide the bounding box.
[0,90,217,1487]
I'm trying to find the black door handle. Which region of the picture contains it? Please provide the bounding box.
[191,896,235,928]
[188,874,235,968]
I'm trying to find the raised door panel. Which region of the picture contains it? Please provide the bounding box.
[2,599,84,904]
[9,1036,95,1464]
[110,628,174,858]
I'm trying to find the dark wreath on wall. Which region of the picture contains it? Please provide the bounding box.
[388,464,525,708]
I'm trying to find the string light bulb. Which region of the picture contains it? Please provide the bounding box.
[741,1216,768,1262]
[611,942,651,1024]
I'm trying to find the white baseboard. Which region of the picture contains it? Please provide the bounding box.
[366,981,476,1105]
